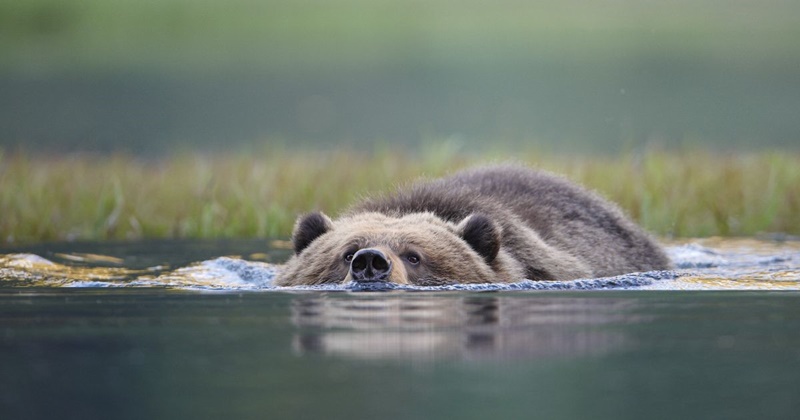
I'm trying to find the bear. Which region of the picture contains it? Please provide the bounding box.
[274,164,671,286]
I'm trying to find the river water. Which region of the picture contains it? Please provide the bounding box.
[1,238,799,419]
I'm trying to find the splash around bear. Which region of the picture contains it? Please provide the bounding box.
[274,165,670,286]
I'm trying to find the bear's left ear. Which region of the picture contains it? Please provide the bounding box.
[292,212,333,255]
[457,214,500,264]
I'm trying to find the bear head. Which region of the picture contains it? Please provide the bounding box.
[274,211,523,286]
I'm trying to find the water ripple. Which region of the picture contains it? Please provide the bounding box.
[1,239,799,291]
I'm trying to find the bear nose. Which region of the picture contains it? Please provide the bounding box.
[350,248,392,282]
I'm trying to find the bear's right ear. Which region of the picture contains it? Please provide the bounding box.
[292,212,333,255]
[457,214,501,264]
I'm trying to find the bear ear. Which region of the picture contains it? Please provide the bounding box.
[457,214,500,264]
[292,212,333,255]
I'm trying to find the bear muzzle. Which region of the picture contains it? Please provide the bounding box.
[350,248,392,282]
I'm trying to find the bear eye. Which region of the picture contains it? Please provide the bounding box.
[406,253,420,265]
[344,253,355,263]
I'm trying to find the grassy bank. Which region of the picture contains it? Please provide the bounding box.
[1,148,798,244]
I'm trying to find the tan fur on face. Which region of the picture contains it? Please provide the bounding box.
[275,212,511,286]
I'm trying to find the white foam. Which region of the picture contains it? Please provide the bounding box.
[668,244,729,268]
[141,257,278,290]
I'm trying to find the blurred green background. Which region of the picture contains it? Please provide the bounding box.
[2,0,799,154]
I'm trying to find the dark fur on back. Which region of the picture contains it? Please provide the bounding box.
[351,165,670,279]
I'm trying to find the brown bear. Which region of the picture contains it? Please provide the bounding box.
[274,164,670,286]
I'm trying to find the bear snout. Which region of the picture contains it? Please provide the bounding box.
[350,248,392,282]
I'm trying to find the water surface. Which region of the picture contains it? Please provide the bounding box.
[1,238,799,419]
[1,238,798,291]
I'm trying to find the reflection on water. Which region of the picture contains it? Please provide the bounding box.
[0,253,153,287]
[652,238,800,290]
[2,271,800,419]
[2,239,800,420]
[291,295,644,361]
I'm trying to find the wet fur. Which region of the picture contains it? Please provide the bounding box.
[275,164,670,286]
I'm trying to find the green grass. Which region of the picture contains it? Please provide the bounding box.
[1,146,798,244]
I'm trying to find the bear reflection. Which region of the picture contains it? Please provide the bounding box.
[291,295,647,361]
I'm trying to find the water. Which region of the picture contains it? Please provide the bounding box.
[2,238,799,291]
[2,238,800,419]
